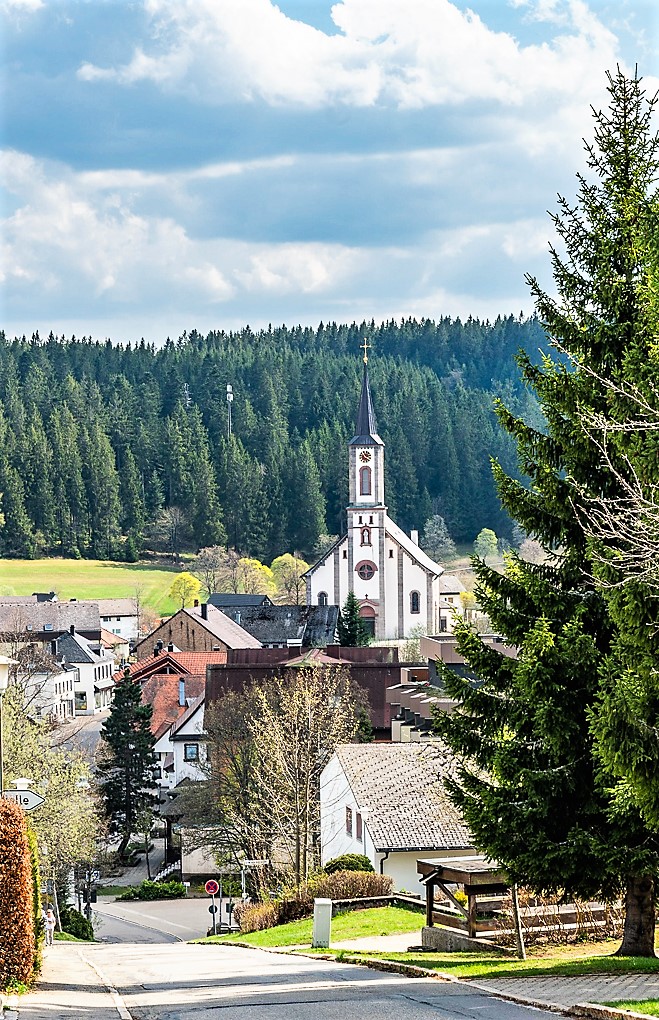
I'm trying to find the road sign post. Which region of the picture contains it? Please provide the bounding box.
[2,788,45,812]
[205,879,220,936]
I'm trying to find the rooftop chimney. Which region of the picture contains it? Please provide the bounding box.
[410,529,419,545]
[167,642,174,652]
[194,599,200,609]
[201,603,208,621]
[236,611,241,626]
[178,678,186,707]
[70,624,75,635]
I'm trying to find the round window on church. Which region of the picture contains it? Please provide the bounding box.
[356,561,377,581]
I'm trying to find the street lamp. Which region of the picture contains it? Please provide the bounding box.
[0,655,17,795]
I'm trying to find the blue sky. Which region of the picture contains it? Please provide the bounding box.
[1,0,657,343]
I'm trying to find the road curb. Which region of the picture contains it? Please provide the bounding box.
[568,1004,657,1019]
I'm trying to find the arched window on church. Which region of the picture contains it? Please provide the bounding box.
[318,592,328,607]
[359,466,372,495]
[410,591,420,614]
[360,527,371,546]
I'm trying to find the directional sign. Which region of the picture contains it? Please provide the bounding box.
[205,879,220,896]
[242,860,270,867]
[2,789,45,813]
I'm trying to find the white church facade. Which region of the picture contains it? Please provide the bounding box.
[305,355,458,640]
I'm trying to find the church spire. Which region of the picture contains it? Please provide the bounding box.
[351,341,383,445]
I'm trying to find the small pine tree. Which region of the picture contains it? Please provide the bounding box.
[98,669,158,860]
[338,591,370,646]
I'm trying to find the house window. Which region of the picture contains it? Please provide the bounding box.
[184,743,199,761]
[356,561,376,581]
[360,527,371,546]
[389,549,394,559]
[356,812,363,842]
[359,466,372,495]
[410,591,420,614]
[345,806,353,836]
[439,617,448,632]
[343,550,348,559]
[318,592,328,607]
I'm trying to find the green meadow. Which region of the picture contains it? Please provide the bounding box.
[0,558,182,615]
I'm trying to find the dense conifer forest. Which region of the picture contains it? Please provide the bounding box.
[0,316,545,561]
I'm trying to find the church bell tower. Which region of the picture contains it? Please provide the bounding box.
[346,342,386,636]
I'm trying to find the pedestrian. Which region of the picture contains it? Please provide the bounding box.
[44,907,56,946]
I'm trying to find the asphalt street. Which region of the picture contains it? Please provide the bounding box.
[18,941,559,1020]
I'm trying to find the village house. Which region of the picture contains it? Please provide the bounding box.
[53,628,116,715]
[320,742,474,893]
[134,603,260,659]
[96,597,139,642]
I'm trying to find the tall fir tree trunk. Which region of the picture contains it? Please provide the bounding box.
[617,875,656,957]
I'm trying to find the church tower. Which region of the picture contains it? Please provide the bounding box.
[346,343,386,637]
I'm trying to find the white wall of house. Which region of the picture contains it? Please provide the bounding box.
[172,704,206,785]
[24,667,76,719]
[72,652,115,715]
[99,613,139,642]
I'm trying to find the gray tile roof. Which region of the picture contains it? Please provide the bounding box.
[184,605,261,648]
[334,742,473,853]
[208,594,273,609]
[96,598,138,616]
[0,601,101,637]
[218,604,339,646]
[56,631,100,665]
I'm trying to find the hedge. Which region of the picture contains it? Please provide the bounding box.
[324,854,375,875]
[235,870,394,933]
[0,800,36,989]
[118,880,186,901]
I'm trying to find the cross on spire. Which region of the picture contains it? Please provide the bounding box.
[361,338,371,364]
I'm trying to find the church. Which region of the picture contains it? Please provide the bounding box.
[305,350,457,640]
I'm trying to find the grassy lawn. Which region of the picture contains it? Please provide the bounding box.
[0,558,181,614]
[194,906,425,948]
[605,1002,659,1016]
[53,932,88,942]
[309,942,659,981]
[97,885,139,898]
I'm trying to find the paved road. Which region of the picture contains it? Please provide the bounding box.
[95,897,211,941]
[17,941,559,1020]
[93,907,181,945]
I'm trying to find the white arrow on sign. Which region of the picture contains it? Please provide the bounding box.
[2,789,45,812]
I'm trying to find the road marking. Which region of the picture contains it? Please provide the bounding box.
[78,951,133,1020]
[94,905,183,941]
[98,904,194,933]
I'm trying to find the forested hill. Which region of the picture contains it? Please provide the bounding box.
[0,316,545,562]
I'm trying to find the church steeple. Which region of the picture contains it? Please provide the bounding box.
[350,342,383,447]
[348,343,385,508]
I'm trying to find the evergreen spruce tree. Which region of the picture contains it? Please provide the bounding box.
[434,70,659,956]
[338,591,370,646]
[98,670,158,860]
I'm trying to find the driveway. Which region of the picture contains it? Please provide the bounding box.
[15,941,559,1020]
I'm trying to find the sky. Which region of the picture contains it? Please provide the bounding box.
[1,0,658,344]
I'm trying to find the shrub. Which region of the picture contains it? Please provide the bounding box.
[119,880,185,901]
[324,854,374,875]
[58,905,94,942]
[236,870,394,933]
[0,800,36,989]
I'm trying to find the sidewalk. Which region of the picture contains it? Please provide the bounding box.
[99,837,167,888]
[9,943,122,1020]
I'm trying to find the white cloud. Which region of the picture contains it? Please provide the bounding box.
[76,0,621,117]
[1,0,43,11]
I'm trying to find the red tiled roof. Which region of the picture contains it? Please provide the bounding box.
[113,649,227,684]
[141,673,205,739]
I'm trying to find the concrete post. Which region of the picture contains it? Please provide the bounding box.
[312,898,333,948]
